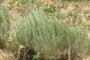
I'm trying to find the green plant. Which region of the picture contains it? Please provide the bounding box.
[2,1,90,60]
[0,4,11,49]
[43,3,56,13]
[6,3,90,60]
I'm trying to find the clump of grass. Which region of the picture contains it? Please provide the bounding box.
[5,3,90,60]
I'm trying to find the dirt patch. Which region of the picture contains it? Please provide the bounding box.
[83,56,90,60]
[0,49,14,60]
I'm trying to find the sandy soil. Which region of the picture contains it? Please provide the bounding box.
[83,56,90,60]
[0,49,14,60]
